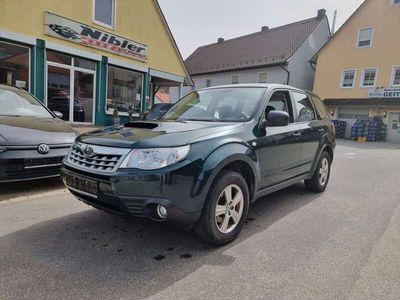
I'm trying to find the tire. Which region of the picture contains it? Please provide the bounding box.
[194,170,250,246]
[305,151,331,193]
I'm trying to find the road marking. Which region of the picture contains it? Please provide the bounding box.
[0,189,67,205]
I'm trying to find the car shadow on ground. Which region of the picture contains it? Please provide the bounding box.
[0,177,65,201]
[0,183,323,299]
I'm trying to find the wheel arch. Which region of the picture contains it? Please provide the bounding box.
[193,143,260,202]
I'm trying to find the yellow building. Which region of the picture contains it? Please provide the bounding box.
[0,0,191,125]
[313,0,400,141]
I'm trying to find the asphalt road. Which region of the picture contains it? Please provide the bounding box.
[1,141,400,299]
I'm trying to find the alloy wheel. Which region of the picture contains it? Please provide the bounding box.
[215,184,244,234]
[319,157,329,186]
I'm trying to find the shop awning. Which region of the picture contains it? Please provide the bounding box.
[149,68,191,87]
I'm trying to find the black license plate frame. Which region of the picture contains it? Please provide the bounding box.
[65,174,98,197]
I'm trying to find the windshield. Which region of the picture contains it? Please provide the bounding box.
[163,88,265,122]
[0,87,53,118]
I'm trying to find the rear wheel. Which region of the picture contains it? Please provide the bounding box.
[305,151,331,192]
[195,170,249,245]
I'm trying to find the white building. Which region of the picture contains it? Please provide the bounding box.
[171,9,331,101]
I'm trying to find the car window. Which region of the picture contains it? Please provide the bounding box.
[310,94,328,120]
[0,88,53,118]
[266,91,293,122]
[292,92,316,122]
[163,88,265,122]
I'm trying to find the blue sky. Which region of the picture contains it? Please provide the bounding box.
[158,0,364,58]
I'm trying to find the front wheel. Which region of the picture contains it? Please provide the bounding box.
[305,151,331,193]
[194,170,249,245]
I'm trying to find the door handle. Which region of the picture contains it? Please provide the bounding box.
[291,132,302,138]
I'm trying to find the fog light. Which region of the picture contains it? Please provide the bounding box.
[157,205,168,219]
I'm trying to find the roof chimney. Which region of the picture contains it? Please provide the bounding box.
[217,37,224,43]
[317,9,326,19]
[261,26,269,32]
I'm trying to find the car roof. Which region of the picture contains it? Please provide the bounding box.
[200,83,305,92]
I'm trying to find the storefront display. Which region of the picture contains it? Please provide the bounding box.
[106,65,143,115]
[0,41,30,90]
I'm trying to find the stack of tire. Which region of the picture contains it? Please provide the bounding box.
[332,120,346,139]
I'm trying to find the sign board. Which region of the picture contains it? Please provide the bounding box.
[368,88,400,98]
[45,12,148,62]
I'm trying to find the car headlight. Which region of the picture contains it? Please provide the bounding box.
[119,145,190,170]
[0,146,7,153]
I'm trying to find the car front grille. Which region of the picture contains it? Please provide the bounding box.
[67,143,131,173]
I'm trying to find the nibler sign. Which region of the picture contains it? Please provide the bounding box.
[368,88,400,98]
[45,12,148,62]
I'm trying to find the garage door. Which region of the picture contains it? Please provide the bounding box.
[337,107,370,139]
[386,112,400,142]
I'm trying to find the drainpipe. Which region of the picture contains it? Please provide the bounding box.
[280,64,290,85]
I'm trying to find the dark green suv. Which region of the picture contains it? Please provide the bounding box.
[62,84,335,245]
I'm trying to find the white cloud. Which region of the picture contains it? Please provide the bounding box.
[158,0,364,58]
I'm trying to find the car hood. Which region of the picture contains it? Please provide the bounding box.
[77,121,244,148]
[0,116,76,146]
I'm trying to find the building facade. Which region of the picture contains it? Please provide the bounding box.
[313,0,400,141]
[170,9,331,101]
[0,0,191,125]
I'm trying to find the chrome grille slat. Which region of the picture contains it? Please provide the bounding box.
[66,143,130,173]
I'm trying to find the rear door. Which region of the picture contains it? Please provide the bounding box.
[256,90,303,189]
[290,91,323,174]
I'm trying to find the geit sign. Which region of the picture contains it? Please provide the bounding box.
[45,12,148,62]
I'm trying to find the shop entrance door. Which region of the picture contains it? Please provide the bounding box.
[386,112,400,142]
[47,65,71,122]
[46,56,96,123]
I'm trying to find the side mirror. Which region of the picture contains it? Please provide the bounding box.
[267,111,290,127]
[53,111,63,119]
[259,111,290,131]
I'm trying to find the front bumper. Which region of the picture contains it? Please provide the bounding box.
[0,147,70,183]
[61,160,206,227]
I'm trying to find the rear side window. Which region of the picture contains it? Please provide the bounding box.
[292,92,316,122]
[310,94,328,119]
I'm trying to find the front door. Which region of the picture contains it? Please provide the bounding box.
[47,65,71,122]
[46,52,96,123]
[387,112,400,142]
[255,90,303,189]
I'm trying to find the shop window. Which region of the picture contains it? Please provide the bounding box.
[258,72,268,83]
[232,75,239,84]
[391,66,400,86]
[393,0,400,5]
[0,41,30,91]
[361,68,377,87]
[107,65,143,115]
[357,27,373,48]
[74,57,96,70]
[93,0,115,28]
[47,51,72,65]
[341,69,356,88]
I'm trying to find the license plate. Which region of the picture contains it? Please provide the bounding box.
[65,175,98,196]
